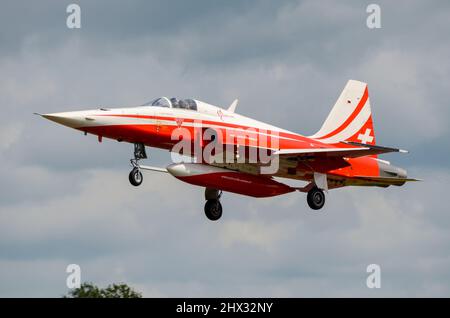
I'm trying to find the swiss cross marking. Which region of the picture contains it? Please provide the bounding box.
[357,128,374,144]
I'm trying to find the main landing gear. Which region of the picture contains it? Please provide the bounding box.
[129,143,147,187]
[306,186,325,210]
[204,188,223,221]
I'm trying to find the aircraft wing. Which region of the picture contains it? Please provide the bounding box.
[273,143,407,159]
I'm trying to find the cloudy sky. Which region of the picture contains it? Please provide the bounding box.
[0,0,449,297]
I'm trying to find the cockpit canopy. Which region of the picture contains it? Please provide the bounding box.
[143,97,197,111]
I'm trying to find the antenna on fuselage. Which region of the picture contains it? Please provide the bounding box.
[227,99,238,113]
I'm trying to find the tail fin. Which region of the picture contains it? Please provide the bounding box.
[310,80,376,146]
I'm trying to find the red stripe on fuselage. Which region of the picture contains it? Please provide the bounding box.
[81,122,380,181]
[92,113,335,149]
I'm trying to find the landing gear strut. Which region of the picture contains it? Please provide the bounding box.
[204,188,223,221]
[307,186,325,210]
[129,143,147,187]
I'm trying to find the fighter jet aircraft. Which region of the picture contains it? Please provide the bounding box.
[38,80,418,221]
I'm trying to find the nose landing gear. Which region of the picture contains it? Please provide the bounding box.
[129,168,143,186]
[129,143,147,187]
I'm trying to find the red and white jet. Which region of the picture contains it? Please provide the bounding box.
[38,80,418,221]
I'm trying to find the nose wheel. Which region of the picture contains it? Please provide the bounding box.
[128,143,147,187]
[307,187,325,210]
[129,168,143,186]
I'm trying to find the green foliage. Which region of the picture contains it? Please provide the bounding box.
[64,282,142,298]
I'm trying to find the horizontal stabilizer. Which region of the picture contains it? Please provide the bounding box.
[273,144,403,159]
[342,141,408,153]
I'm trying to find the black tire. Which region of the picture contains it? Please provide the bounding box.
[307,187,325,210]
[129,168,143,186]
[204,199,223,221]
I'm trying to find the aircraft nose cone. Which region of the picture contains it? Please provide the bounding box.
[41,112,85,128]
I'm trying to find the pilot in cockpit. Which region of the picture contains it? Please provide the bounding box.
[170,97,179,108]
[178,99,188,109]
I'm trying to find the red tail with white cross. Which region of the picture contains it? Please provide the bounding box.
[309,79,377,150]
